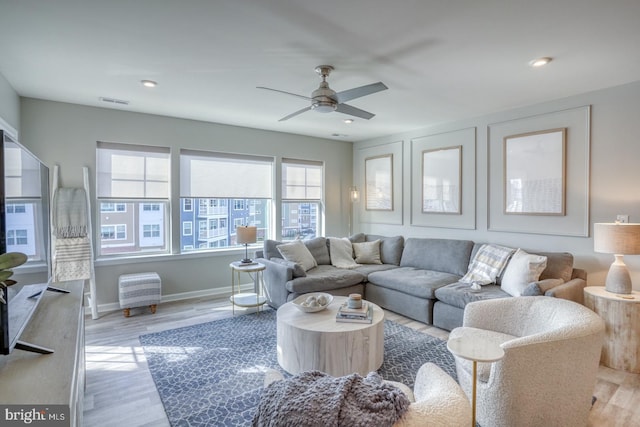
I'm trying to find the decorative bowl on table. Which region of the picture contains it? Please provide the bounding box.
[291,292,333,313]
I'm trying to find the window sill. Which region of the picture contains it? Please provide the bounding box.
[95,245,262,267]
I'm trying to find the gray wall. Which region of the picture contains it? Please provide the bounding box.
[18,98,354,309]
[353,80,640,290]
[0,72,20,132]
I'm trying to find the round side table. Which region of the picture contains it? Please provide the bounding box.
[584,286,640,373]
[229,261,267,315]
[447,334,504,427]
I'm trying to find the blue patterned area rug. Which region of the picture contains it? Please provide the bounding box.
[139,309,456,427]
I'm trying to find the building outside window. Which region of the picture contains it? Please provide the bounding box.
[179,149,272,252]
[281,158,323,241]
[96,142,170,256]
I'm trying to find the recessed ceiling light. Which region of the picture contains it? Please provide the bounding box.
[141,80,158,88]
[343,119,354,124]
[529,57,552,68]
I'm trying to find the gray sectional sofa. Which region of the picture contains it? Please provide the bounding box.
[255,234,587,331]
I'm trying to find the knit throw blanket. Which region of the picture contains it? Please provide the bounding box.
[252,371,410,427]
[53,188,88,238]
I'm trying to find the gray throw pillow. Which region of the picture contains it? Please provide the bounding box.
[367,234,404,265]
[304,237,331,265]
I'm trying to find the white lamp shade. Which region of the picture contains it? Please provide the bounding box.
[237,226,257,244]
[594,223,640,254]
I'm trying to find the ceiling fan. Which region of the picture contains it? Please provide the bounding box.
[257,65,388,122]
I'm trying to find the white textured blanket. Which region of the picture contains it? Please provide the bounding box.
[52,187,88,238]
[252,370,410,427]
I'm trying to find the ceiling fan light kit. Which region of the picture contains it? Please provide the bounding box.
[258,64,387,121]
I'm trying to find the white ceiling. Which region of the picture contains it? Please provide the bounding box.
[1,0,639,142]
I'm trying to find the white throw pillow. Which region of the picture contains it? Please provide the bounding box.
[352,240,382,264]
[501,249,548,296]
[328,237,360,269]
[276,240,317,271]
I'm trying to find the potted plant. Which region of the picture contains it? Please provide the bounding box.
[0,252,28,304]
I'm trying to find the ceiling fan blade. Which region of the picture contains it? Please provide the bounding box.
[279,106,312,121]
[257,86,311,101]
[335,103,375,120]
[335,82,388,103]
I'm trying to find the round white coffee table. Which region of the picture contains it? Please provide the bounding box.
[276,296,384,377]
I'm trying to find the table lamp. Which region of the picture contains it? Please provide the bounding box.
[237,225,257,264]
[594,222,640,294]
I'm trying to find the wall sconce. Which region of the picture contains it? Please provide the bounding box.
[594,222,640,294]
[350,186,360,203]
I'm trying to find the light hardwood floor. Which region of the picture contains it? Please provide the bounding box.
[83,297,639,427]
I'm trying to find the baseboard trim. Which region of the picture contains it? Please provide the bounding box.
[85,284,254,316]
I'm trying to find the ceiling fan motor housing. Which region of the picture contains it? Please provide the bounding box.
[311,81,337,112]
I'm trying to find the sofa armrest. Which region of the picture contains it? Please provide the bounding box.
[256,257,293,309]
[545,278,587,304]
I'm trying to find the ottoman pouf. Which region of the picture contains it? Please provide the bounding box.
[118,272,161,317]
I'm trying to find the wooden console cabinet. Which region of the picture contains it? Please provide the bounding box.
[0,280,85,426]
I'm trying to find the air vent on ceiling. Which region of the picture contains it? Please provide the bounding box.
[99,97,130,105]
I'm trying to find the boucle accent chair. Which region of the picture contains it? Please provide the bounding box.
[449,296,605,427]
[390,362,470,427]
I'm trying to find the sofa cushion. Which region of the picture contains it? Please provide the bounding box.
[434,282,510,310]
[353,264,400,279]
[400,238,474,276]
[285,265,366,294]
[349,233,366,244]
[269,257,307,278]
[535,252,574,283]
[277,240,317,271]
[460,244,514,285]
[500,249,547,297]
[366,235,404,266]
[304,237,331,265]
[353,240,382,264]
[368,267,461,299]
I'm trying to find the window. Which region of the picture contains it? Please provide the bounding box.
[179,150,272,252]
[183,221,192,236]
[6,204,26,214]
[100,203,126,212]
[143,203,161,211]
[97,142,170,256]
[281,159,323,241]
[7,229,28,246]
[101,224,126,240]
[143,224,161,238]
[3,138,48,262]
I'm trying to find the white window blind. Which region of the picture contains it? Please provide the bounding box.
[282,158,323,201]
[3,142,41,198]
[97,142,170,199]
[180,150,273,198]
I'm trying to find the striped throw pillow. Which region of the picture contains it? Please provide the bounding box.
[461,244,515,285]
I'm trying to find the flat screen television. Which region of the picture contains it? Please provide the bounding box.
[0,129,51,354]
